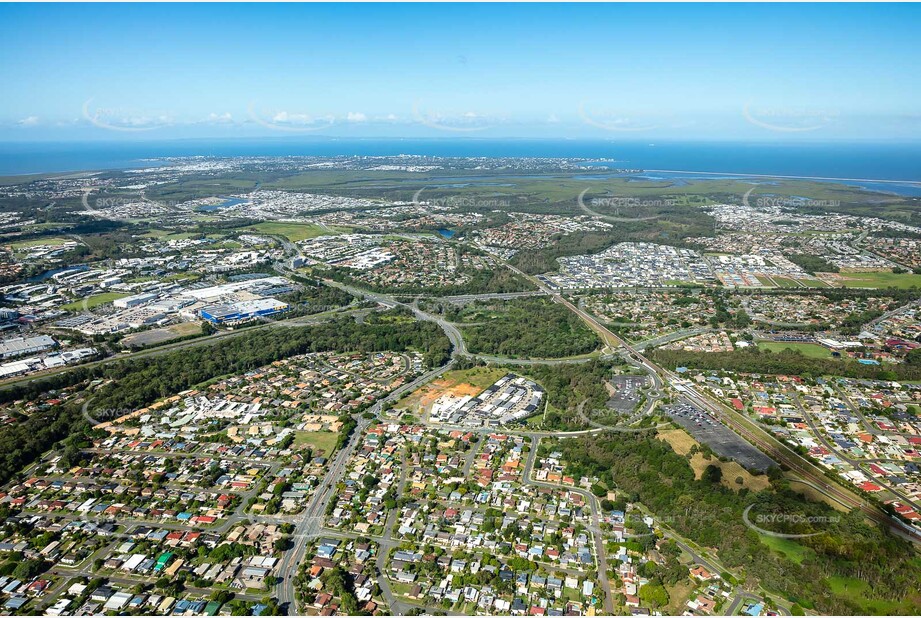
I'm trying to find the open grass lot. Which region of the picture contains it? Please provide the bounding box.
[61,292,129,311]
[7,236,71,249]
[757,341,833,358]
[834,271,921,289]
[758,534,813,565]
[245,222,336,242]
[292,430,339,457]
[772,277,801,288]
[658,428,771,492]
[121,321,203,348]
[825,576,917,614]
[664,579,697,616]
[772,276,829,288]
[688,453,771,492]
[786,480,851,512]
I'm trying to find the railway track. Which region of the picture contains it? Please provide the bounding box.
[503,260,921,544]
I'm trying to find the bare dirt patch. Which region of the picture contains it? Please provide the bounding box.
[397,367,506,415]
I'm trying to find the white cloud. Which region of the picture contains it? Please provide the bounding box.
[17,115,39,127]
[272,111,315,125]
[207,112,233,124]
[346,112,367,122]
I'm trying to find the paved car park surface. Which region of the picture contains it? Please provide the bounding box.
[606,375,648,413]
[666,400,777,472]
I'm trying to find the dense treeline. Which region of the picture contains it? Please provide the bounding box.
[280,275,355,314]
[90,313,451,412]
[557,433,921,614]
[325,262,532,296]
[649,346,921,381]
[785,254,840,274]
[461,298,600,358]
[510,201,716,275]
[0,311,451,486]
[0,401,85,493]
[510,231,623,274]
[516,360,614,428]
[734,286,921,303]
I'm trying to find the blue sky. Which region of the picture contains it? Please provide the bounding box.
[1,3,918,141]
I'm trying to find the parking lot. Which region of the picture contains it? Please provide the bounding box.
[607,375,648,413]
[665,401,776,472]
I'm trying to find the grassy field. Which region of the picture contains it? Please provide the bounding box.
[834,271,921,289]
[664,579,696,616]
[293,430,339,457]
[757,341,833,358]
[7,236,71,249]
[825,576,912,614]
[61,292,129,311]
[758,534,813,565]
[786,479,851,512]
[120,321,203,348]
[245,222,335,242]
[658,428,770,492]
[772,276,829,288]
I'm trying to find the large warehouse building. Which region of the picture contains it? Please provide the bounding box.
[0,334,57,359]
[199,298,290,325]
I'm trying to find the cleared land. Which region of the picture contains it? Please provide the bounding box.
[756,341,833,358]
[758,534,813,565]
[824,576,917,614]
[61,292,130,311]
[833,271,921,289]
[772,276,829,288]
[396,366,508,415]
[7,236,71,249]
[292,430,339,458]
[245,222,336,242]
[120,322,203,348]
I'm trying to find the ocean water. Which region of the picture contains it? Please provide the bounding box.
[1,139,920,188]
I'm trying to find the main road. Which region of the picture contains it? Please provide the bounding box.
[274,358,457,613]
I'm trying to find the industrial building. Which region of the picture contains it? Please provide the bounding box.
[200,298,289,325]
[0,334,57,359]
[430,373,544,427]
[114,292,158,308]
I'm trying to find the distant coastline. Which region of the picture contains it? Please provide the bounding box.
[1,139,919,187]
